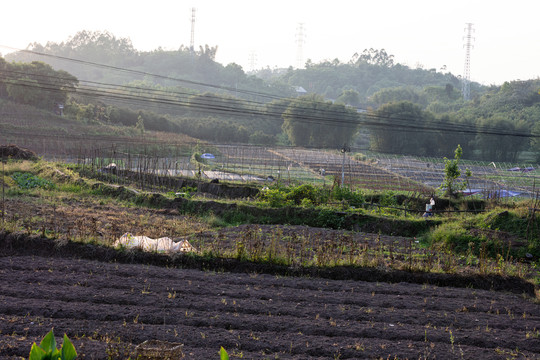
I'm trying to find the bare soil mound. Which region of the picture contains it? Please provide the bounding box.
[0,144,37,160]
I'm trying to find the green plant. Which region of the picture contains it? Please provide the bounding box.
[220,347,229,360]
[12,172,55,190]
[331,187,365,207]
[203,213,228,228]
[286,184,321,205]
[29,329,77,360]
[259,188,289,207]
[300,198,314,207]
[425,221,476,253]
[379,191,398,207]
[313,209,345,229]
[439,145,470,197]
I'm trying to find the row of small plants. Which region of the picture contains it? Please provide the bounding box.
[257,183,434,218]
[28,329,230,360]
[190,225,535,280]
[258,183,370,208]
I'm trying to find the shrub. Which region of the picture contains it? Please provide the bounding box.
[426,221,477,253]
[286,184,321,205]
[313,208,345,229]
[379,191,398,207]
[221,210,258,226]
[331,187,365,207]
[258,188,290,208]
[248,130,275,145]
[352,152,367,161]
[300,198,314,207]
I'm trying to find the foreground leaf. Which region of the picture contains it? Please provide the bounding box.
[38,330,57,354]
[220,346,229,360]
[61,335,77,360]
[29,343,47,359]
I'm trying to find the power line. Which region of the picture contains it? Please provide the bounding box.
[0,48,538,139]
[1,68,537,140]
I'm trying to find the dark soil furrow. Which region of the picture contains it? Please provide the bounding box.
[1,235,539,359]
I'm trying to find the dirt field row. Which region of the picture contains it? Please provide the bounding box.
[1,246,539,359]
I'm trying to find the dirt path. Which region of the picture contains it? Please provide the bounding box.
[1,251,539,359]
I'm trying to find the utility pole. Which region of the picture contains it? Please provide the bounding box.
[462,23,474,101]
[1,147,4,224]
[340,144,350,188]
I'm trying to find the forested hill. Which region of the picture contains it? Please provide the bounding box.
[3,31,540,162]
[5,30,293,101]
[261,48,485,107]
[6,31,481,104]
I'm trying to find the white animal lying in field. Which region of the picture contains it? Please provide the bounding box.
[115,233,196,253]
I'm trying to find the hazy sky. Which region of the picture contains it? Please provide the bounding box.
[1,0,538,85]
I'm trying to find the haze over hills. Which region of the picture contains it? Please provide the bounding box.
[1,30,540,162]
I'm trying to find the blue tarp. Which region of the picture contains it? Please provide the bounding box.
[200,153,215,159]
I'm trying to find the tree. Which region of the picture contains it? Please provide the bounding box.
[136,115,145,135]
[187,92,248,118]
[6,78,40,104]
[532,120,540,162]
[223,63,245,86]
[474,117,528,162]
[197,45,218,60]
[282,99,313,146]
[336,89,361,107]
[249,130,275,145]
[439,145,470,197]
[282,94,359,148]
[370,87,422,107]
[370,101,433,155]
[3,61,78,109]
[353,48,395,67]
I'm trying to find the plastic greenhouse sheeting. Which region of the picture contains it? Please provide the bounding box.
[114,233,196,253]
[461,189,521,198]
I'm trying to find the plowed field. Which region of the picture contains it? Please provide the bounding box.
[1,238,539,359]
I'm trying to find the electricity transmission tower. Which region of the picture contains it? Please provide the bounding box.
[462,23,474,101]
[248,51,258,71]
[190,8,196,54]
[295,23,306,69]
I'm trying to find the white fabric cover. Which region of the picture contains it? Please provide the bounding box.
[115,233,196,253]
